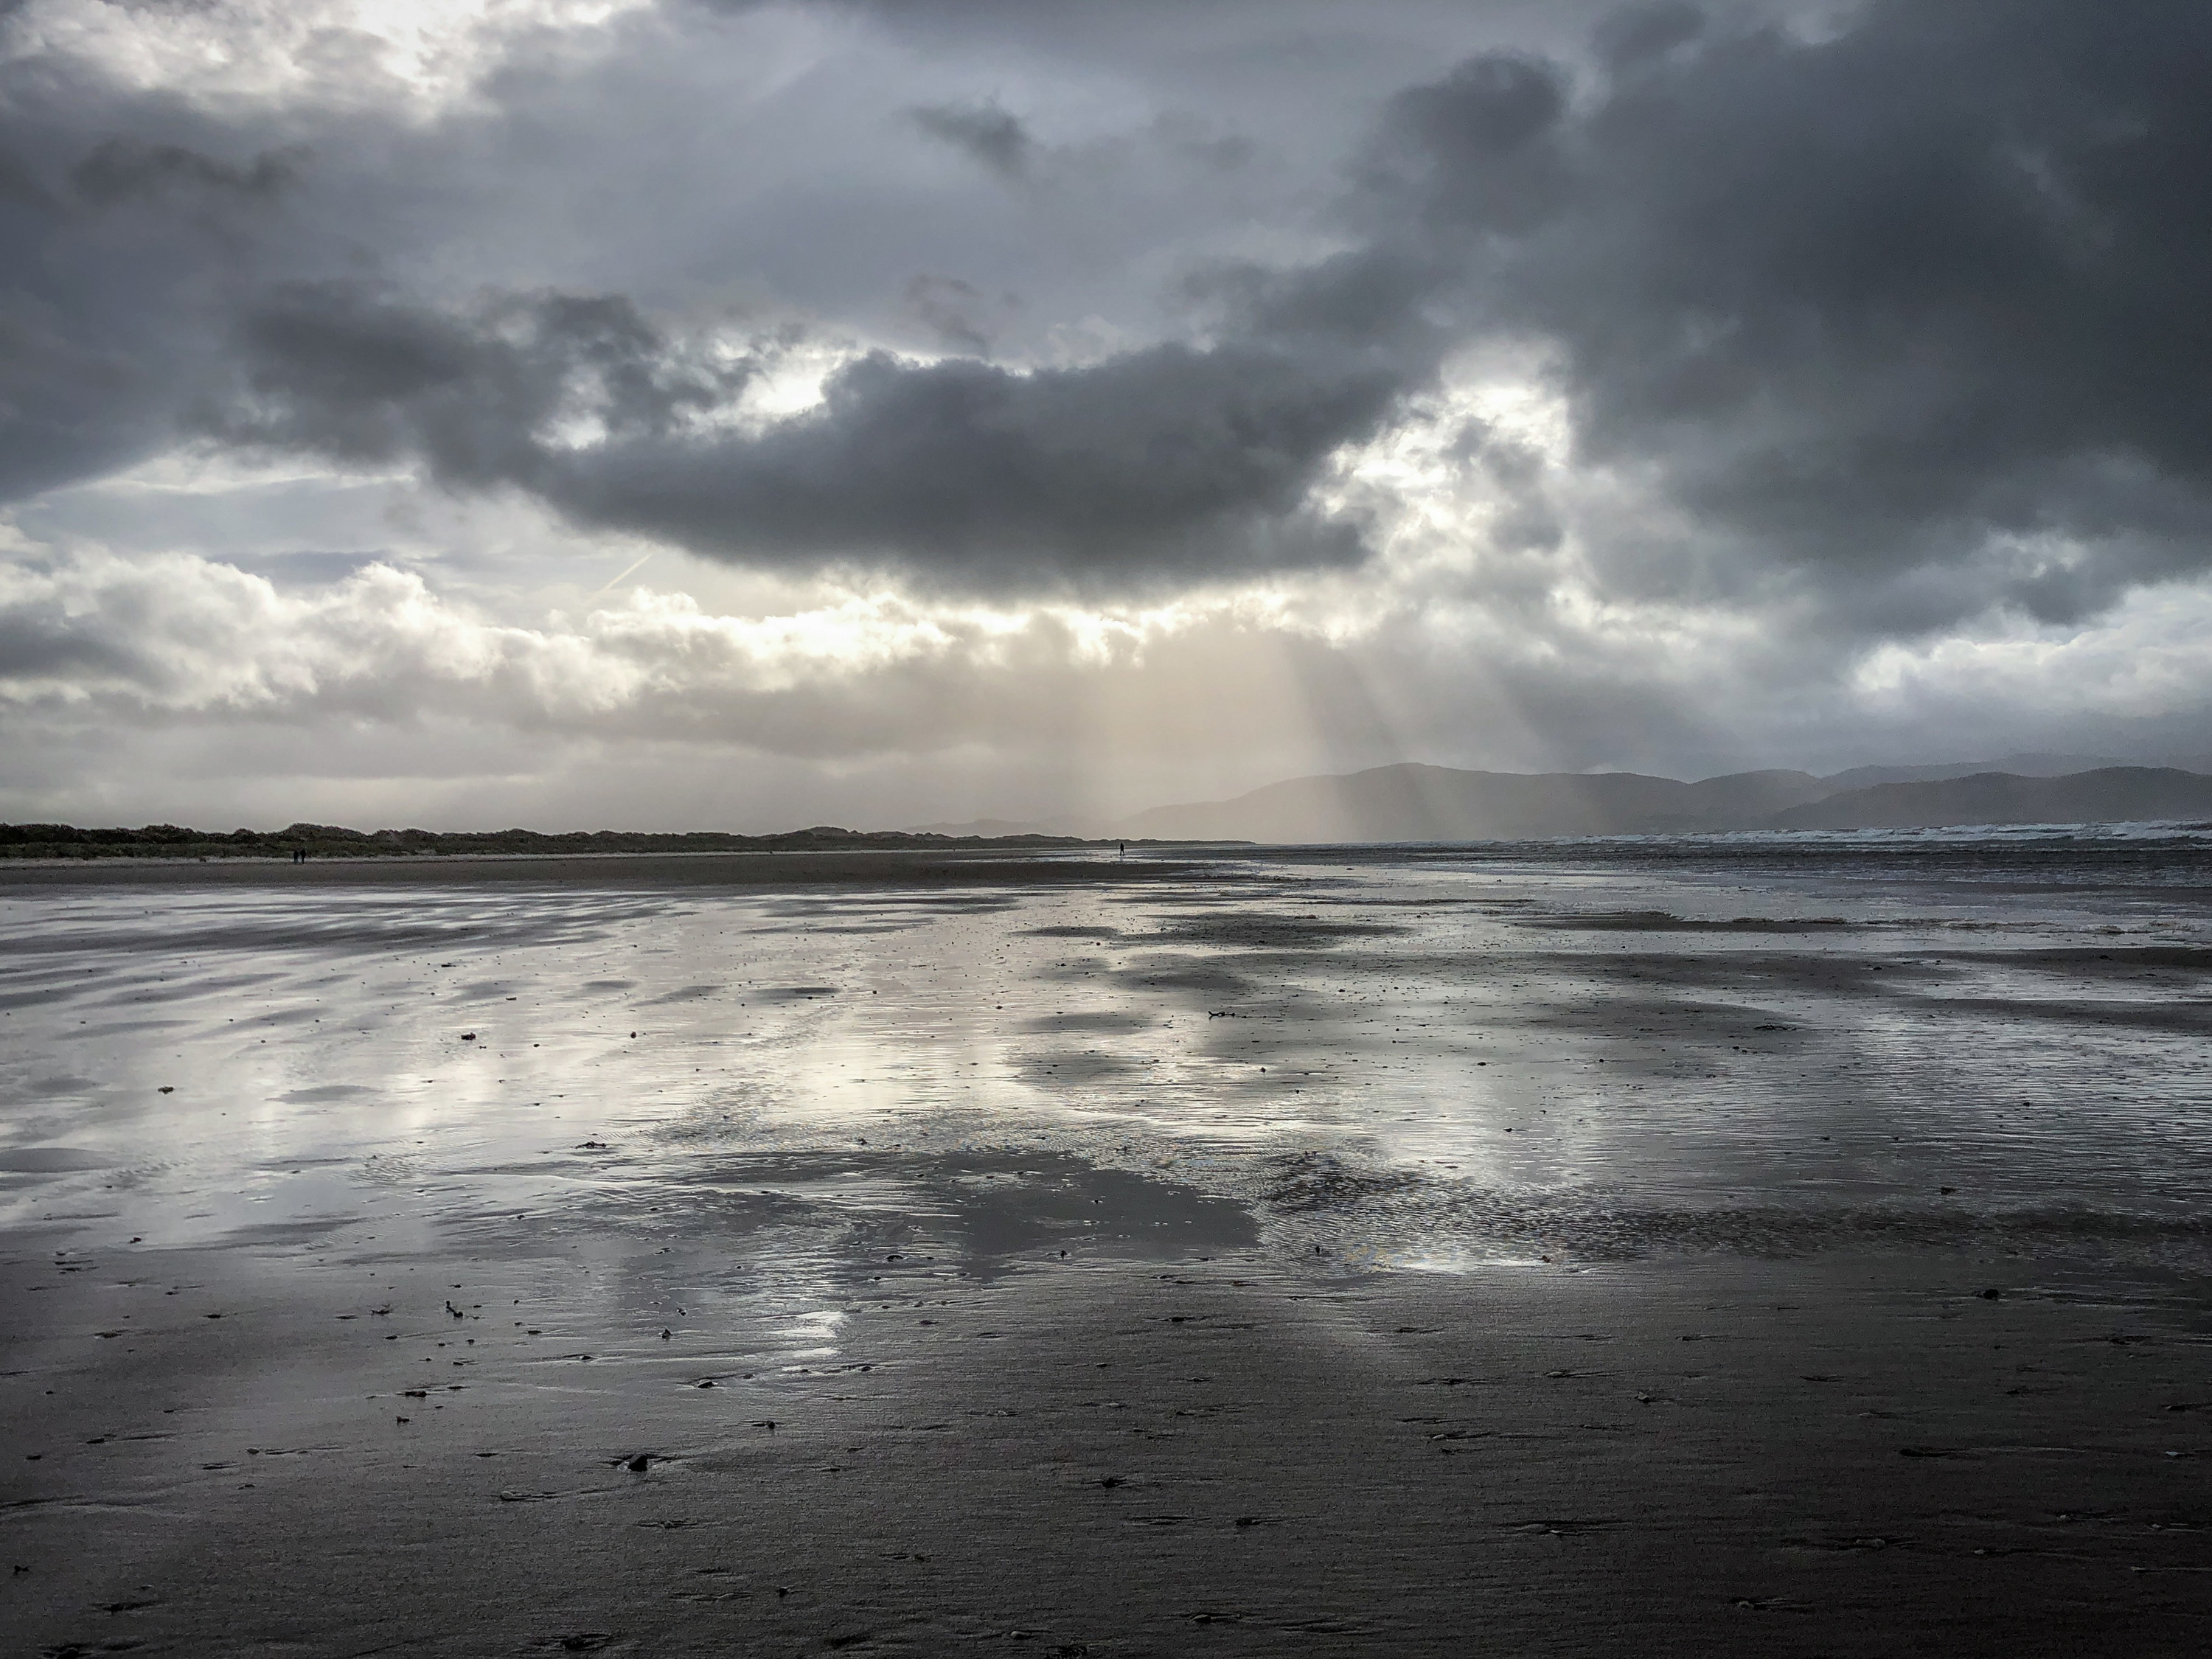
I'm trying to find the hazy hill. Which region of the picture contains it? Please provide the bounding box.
[905,817,1054,838]
[905,815,1090,838]
[1770,768,2212,830]
[1110,759,2211,843]
[1111,763,1832,842]
[1818,752,2121,790]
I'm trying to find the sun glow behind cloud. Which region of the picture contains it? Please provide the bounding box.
[6,0,656,111]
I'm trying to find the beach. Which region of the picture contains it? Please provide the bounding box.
[4,841,2211,1655]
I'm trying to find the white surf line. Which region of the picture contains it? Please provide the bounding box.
[589,550,657,597]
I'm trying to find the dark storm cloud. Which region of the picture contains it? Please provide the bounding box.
[902,275,1000,355]
[0,0,1435,598]
[910,100,1032,178]
[1589,0,1705,72]
[235,1,2212,618]
[15,0,2212,625]
[0,38,324,504]
[72,136,305,204]
[1364,0,2212,627]
[0,608,138,681]
[218,284,748,480]
[218,278,1405,591]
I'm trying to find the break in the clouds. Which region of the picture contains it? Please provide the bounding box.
[4,0,2212,827]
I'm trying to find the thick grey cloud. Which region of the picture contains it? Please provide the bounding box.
[72,136,304,204]
[910,100,1032,178]
[14,0,2212,831]
[1363,0,2212,629]
[0,0,1471,597]
[167,0,2212,618]
[220,284,745,479]
[0,24,344,504]
[0,118,204,500]
[10,0,2212,625]
[215,274,1412,592]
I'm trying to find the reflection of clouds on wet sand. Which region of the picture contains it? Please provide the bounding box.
[9,849,2212,1655]
[5,852,2212,1288]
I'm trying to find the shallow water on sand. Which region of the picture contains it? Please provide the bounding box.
[10,847,2212,1659]
[6,845,2212,1307]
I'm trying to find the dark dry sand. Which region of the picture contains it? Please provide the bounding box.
[4,846,2211,1655]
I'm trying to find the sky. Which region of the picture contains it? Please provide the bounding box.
[4,0,2211,832]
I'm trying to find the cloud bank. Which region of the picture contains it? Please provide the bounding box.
[4,0,2212,824]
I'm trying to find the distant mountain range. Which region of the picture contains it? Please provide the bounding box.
[1812,753,2126,789]
[1082,755,2212,843]
[16,757,2210,859]
[905,815,1092,838]
[1769,768,2212,832]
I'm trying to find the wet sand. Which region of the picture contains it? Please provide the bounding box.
[4,846,2211,1654]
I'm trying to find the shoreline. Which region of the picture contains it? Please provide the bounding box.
[0,846,1225,888]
